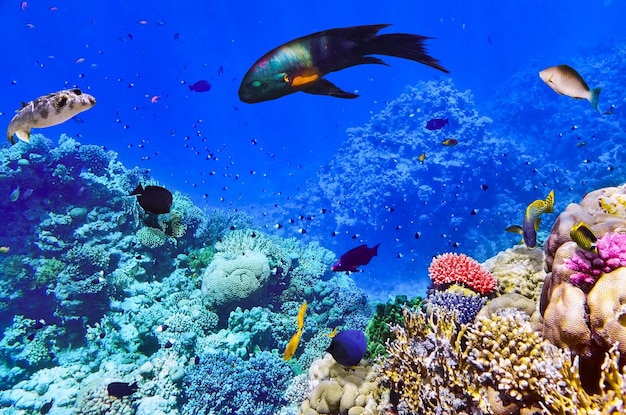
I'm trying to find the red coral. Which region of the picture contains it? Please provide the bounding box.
[428,252,497,295]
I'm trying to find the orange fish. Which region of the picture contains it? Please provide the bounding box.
[442,138,458,146]
[283,300,307,361]
[419,153,426,163]
[151,95,160,104]
[21,1,27,11]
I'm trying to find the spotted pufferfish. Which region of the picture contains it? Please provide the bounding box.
[7,88,96,144]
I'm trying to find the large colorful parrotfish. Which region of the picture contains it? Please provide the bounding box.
[239,24,449,103]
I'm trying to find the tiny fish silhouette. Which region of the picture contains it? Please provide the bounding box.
[188,80,211,92]
[426,118,449,130]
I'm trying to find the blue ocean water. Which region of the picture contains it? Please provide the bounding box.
[1,1,626,413]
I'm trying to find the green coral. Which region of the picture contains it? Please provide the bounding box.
[365,295,423,359]
[188,246,216,273]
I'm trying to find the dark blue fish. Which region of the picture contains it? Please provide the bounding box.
[331,243,380,272]
[189,80,211,92]
[131,184,173,214]
[107,381,138,398]
[426,118,449,130]
[326,330,367,366]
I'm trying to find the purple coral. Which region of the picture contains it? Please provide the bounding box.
[566,232,626,287]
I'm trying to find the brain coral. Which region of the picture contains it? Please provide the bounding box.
[428,252,497,295]
[201,251,270,308]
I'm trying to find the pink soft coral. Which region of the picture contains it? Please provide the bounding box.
[566,232,626,287]
[428,252,497,295]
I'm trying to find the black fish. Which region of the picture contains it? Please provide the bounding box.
[331,243,380,272]
[239,24,448,103]
[40,399,54,414]
[189,80,211,92]
[131,184,173,214]
[107,381,138,398]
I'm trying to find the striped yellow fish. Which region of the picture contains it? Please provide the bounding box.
[522,190,554,248]
[570,221,597,253]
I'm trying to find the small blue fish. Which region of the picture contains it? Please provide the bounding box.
[188,80,211,93]
[326,330,367,366]
[426,118,449,130]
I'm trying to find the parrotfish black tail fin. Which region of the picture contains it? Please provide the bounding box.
[590,88,601,112]
[372,243,381,256]
[367,32,449,74]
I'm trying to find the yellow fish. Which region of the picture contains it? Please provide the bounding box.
[522,189,554,249]
[326,326,338,338]
[441,138,458,146]
[0,246,10,254]
[539,65,601,112]
[570,221,597,253]
[419,153,426,163]
[283,300,307,361]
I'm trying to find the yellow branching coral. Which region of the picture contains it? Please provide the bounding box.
[464,311,569,413]
[377,308,475,414]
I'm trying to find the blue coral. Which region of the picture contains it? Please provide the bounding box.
[427,287,487,325]
[182,351,291,415]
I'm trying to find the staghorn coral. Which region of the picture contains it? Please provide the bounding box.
[429,252,497,295]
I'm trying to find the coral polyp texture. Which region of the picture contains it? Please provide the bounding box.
[377,307,626,415]
[541,183,626,392]
[428,252,498,295]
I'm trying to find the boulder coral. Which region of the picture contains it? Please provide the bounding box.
[300,353,388,415]
[540,184,626,390]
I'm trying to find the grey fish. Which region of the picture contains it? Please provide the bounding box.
[7,88,96,144]
[539,65,601,112]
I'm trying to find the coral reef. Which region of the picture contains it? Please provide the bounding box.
[182,351,292,415]
[300,353,388,415]
[541,184,626,391]
[429,252,497,295]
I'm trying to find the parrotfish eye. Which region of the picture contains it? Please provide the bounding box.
[251,80,262,88]
[283,74,291,84]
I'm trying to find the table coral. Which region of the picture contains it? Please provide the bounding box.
[429,252,497,295]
